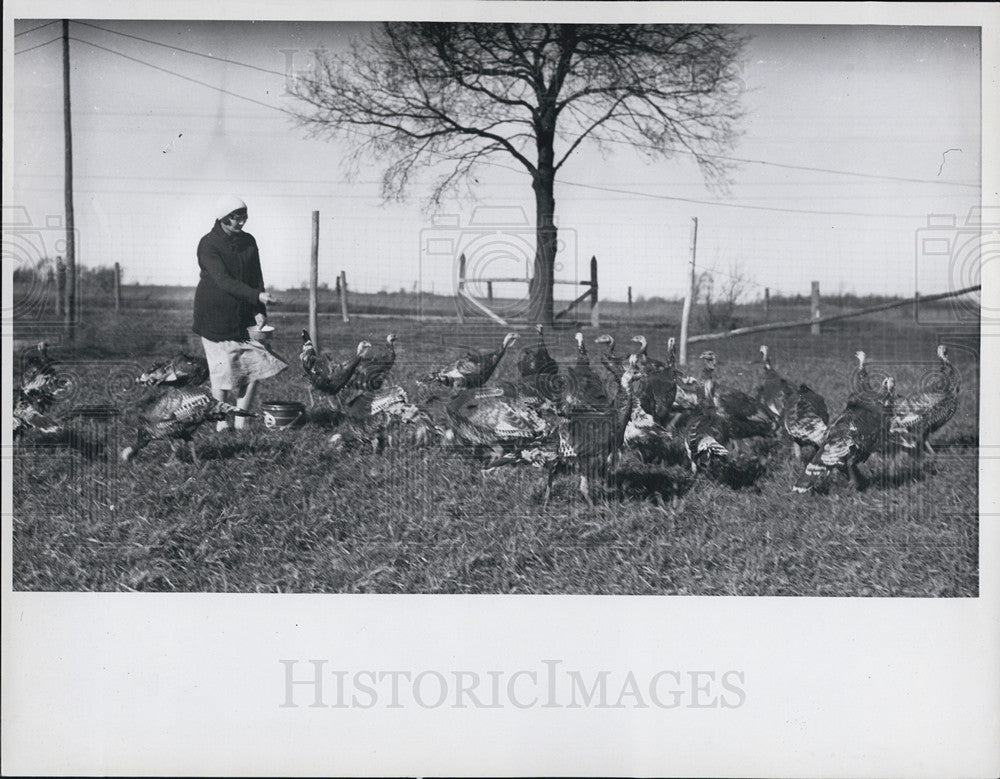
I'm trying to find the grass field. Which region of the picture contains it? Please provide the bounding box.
[11,289,980,595]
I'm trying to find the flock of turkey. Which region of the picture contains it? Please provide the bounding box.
[13,325,960,504]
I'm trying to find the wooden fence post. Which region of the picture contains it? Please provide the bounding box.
[456,253,466,324]
[65,252,76,339]
[62,20,77,342]
[628,285,633,325]
[339,270,349,323]
[486,280,493,301]
[811,281,821,335]
[913,290,920,321]
[589,255,599,329]
[764,287,770,321]
[113,262,121,311]
[679,217,698,366]
[55,258,65,316]
[309,211,320,351]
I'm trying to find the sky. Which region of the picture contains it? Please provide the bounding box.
[6,16,987,303]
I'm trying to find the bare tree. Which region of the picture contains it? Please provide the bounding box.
[700,260,754,331]
[291,23,747,323]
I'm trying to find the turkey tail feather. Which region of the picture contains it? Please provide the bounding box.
[794,456,830,493]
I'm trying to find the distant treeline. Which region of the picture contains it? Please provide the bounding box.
[13,263,121,292]
[14,273,952,330]
[12,268,935,310]
[764,291,920,308]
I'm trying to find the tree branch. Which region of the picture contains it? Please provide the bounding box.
[288,22,746,202]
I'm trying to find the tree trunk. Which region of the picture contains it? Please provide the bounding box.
[530,163,557,325]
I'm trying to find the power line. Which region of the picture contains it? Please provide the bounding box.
[10,172,983,199]
[702,151,978,189]
[15,108,288,120]
[14,36,62,55]
[14,172,977,201]
[13,185,386,198]
[14,20,59,37]
[597,134,978,190]
[12,185,958,233]
[59,21,979,191]
[16,29,980,222]
[69,36,296,117]
[73,20,287,77]
[20,173,372,185]
[556,178,927,219]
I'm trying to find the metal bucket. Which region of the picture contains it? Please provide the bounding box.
[248,324,275,343]
[262,400,305,430]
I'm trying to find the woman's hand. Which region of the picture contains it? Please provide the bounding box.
[255,313,267,328]
[258,291,279,305]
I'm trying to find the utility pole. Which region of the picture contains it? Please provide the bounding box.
[113,262,122,311]
[810,281,821,336]
[309,211,319,353]
[62,19,77,340]
[679,217,698,366]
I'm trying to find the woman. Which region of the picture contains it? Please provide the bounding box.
[193,196,286,430]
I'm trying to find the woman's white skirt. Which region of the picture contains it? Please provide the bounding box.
[201,337,287,393]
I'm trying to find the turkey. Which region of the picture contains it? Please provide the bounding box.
[13,342,66,439]
[514,352,653,504]
[754,344,796,421]
[136,353,209,388]
[593,334,626,383]
[754,345,828,461]
[668,340,702,413]
[630,334,668,373]
[517,324,560,381]
[333,385,438,454]
[853,350,876,397]
[512,325,562,407]
[621,355,686,465]
[679,378,768,487]
[783,384,830,463]
[664,336,680,375]
[793,376,896,493]
[889,344,960,457]
[16,341,55,384]
[344,332,397,393]
[424,332,518,390]
[672,373,702,412]
[16,341,68,399]
[680,378,731,474]
[540,354,638,505]
[444,384,554,471]
[638,357,677,426]
[299,331,371,407]
[562,331,611,413]
[120,387,254,464]
[699,351,775,444]
[382,400,441,450]
[13,384,62,440]
[517,325,563,400]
